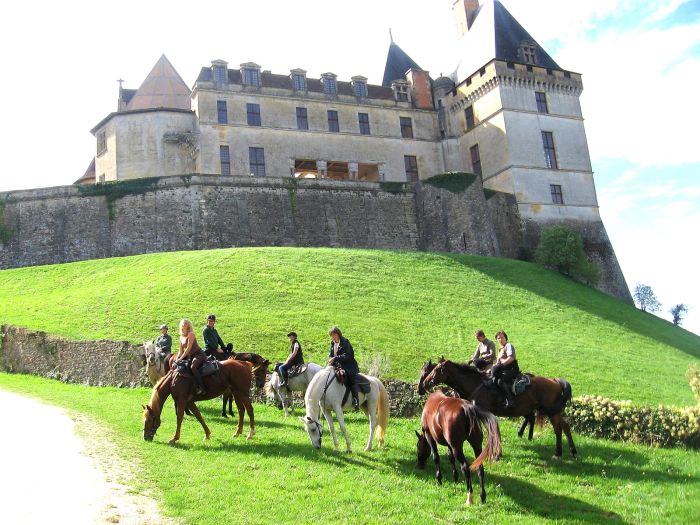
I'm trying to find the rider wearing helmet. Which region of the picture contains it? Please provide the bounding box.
[278,331,304,386]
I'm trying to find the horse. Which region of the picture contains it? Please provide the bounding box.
[300,366,389,453]
[418,360,535,440]
[416,391,502,505]
[219,352,270,417]
[143,359,255,444]
[142,340,174,386]
[422,358,577,459]
[266,362,323,417]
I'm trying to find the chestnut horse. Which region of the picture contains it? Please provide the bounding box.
[220,352,269,417]
[422,358,577,459]
[416,391,502,505]
[418,360,535,440]
[143,359,255,444]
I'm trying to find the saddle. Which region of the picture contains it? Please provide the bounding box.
[274,362,306,380]
[173,357,220,378]
[334,369,372,406]
[482,373,531,396]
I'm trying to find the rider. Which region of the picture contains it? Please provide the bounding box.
[278,331,303,387]
[175,318,207,395]
[468,329,495,371]
[328,326,360,410]
[203,314,232,360]
[490,330,520,408]
[155,324,172,359]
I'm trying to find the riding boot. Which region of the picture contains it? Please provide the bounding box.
[279,371,288,387]
[192,367,206,395]
[499,380,514,408]
[350,384,360,410]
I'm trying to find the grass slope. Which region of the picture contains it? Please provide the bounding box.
[1,374,698,525]
[1,247,698,405]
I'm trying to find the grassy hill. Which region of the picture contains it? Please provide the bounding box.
[1,247,698,406]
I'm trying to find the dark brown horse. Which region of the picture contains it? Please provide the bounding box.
[422,358,577,459]
[416,391,502,505]
[418,360,536,440]
[143,359,255,444]
[220,352,269,417]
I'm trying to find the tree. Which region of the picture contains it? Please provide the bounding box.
[534,225,600,285]
[633,283,661,312]
[669,304,688,326]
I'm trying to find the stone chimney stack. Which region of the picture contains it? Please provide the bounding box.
[453,0,480,37]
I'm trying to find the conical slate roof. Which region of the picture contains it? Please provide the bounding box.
[382,41,422,87]
[126,55,191,111]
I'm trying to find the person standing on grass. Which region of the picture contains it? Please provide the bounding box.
[203,314,232,360]
[468,329,495,371]
[175,319,207,395]
[490,330,520,408]
[328,326,360,410]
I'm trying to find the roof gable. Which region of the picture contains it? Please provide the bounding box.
[126,55,191,111]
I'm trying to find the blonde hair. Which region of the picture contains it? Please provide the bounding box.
[179,319,193,337]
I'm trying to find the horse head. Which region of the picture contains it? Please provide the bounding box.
[143,341,157,367]
[142,404,161,441]
[418,360,436,395]
[299,415,323,449]
[423,358,449,390]
[414,429,430,469]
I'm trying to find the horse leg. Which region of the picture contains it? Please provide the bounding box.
[281,389,289,418]
[221,394,228,418]
[228,394,235,417]
[322,406,340,451]
[243,397,255,440]
[232,395,245,438]
[169,399,186,445]
[549,414,563,460]
[528,413,535,440]
[447,447,459,482]
[426,433,442,485]
[334,405,352,453]
[518,413,534,440]
[364,394,378,452]
[187,402,211,441]
[561,417,577,459]
[465,439,484,504]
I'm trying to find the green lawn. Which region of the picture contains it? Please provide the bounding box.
[1,247,698,406]
[1,373,698,525]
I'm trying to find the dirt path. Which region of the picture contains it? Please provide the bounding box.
[0,389,177,525]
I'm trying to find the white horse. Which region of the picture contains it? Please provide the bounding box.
[266,362,323,417]
[142,341,172,386]
[300,366,389,453]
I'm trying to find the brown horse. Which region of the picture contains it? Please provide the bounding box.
[416,391,502,505]
[422,358,577,459]
[143,359,255,444]
[418,360,536,440]
[220,352,269,417]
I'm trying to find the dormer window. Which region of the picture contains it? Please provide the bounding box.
[321,73,337,94]
[211,59,228,84]
[352,76,368,97]
[519,42,538,65]
[392,81,410,102]
[291,69,307,91]
[241,62,261,87]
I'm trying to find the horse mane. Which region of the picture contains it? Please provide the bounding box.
[146,373,171,411]
[445,360,483,376]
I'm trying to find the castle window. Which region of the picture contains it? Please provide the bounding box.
[392,81,409,102]
[243,68,260,87]
[296,107,308,130]
[465,105,475,130]
[214,65,227,84]
[519,43,538,65]
[535,91,548,114]
[247,103,261,126]
[353,80,368,97]
[220,145,231,176]
[564,71,571,79]
[470,144,482,177]
[292,72,306,91]
[550,184,564,204]
[479,67,486,76]
[400,117,414,139]
[322,73,337,94]
[358,113,370,135]
[249,147,266,177]
[542,131,558,169]
[506,61,515,69]
[96,130,107,155]
[328,110,339,132]
[217,100,228,124]
[404,155,419,183]
[98,174,105,183]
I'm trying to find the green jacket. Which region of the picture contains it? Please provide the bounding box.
[203,326,225,353]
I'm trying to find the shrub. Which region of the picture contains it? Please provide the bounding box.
[535,225,600,286]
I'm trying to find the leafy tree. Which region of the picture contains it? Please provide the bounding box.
[633,283,661,312]
[669,304,688,326]
[534,225,600,285]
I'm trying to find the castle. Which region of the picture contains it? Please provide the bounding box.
[1,0,630,301]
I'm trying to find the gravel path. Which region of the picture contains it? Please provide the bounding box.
[0,389,177,525]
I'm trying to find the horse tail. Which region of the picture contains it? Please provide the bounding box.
[374,380,390,446]
[535,410,548,428]
[556,378,573,412]
[469,405,502,471]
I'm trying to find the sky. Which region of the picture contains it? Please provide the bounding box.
[0,0,698,334]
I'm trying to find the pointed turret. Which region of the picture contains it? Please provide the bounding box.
[382,41,422,87]
[126,55,191,111]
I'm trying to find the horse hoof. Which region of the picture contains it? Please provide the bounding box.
[204,434,211,441]
[551,455,562,461]
[466,494,474,506]
[168,439,178,446]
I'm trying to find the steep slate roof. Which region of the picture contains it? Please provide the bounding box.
[452,0,560,83]
[126,55,191,111]
[381,41,422,87]
[73,158,95,185]
[120,88,138,107]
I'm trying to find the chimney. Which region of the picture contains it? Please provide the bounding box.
[407,69,433,110]
[453,0,480,37]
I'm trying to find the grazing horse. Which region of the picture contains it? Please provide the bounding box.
[142,341,174,386]
[219,352,270,418]
[266,362,322,417]
[416,391,502,505]
[418,360,535,440]
[422,358,577,459]
[143,359,255,444]
[300,366,389,453]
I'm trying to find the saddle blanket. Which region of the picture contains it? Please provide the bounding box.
[173,357,220,378]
